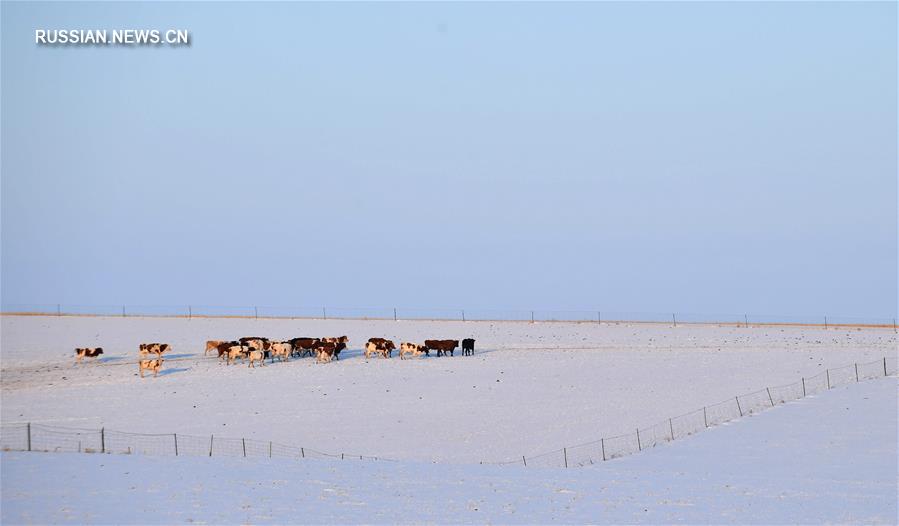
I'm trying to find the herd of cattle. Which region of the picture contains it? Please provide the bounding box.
[73,336,476,378]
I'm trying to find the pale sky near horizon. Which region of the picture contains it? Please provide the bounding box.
[1,2,896,319]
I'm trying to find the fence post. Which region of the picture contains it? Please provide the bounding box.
[735,397,743,417]
[563,448,568,468]
[27,422,31,451]
[703,407,708,428]
[672,314,677,327]
[885,357,888,376]
[101,427,105,453]
[744,314,748,327]
[269,441,272,458]
[531,311,535,323]
[57,304,61,317]
[894,319,897,334]
[462,310,465,322]
[209,435,214,457]
[122,306,126,318]
[522,455,526,467]
[393,308,397,321]
[669,418,675,440]
[826,369,831,389]
[802,377,806,397]
[598,311,601,324]
[254,306,258,320]
[636,429,642,451]
[188,306,192,320]
[341,453,345,460]
[242,438,246,457]
[174,434,178,456]
[601,438,606,461]
[767,387,774,406]
[322,307,326,320]
[301,447,305,458]
[855,363,859,382]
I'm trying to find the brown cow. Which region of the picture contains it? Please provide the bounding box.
[139,358,164,378]
[213,341,238,361]
[75,347,104,364]
[315,342,337,363]
[288,337,320,357]
[367,338,396,358]
[205,340,226,355]
[424,339,459,357]
[399,342,427,360]
[364,339,395,359]
[139,343,171,358]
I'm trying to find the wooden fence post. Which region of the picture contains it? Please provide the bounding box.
[744,314,748,327]
[563,448,568,468]
[301,447,304,458]
[767,387,774,406]
[393,308,397,321]
[636,429,642,451]
[122,306,126,318]
[101,427,105,453]
[601,438,606,461]
[669,418,675,440]
[885,357,889,376]
[735,397,743,417]
[672,314,677,327]
[855,363,859,382]
[254,307,258,320]
[802,377,806,397]
[188,306,192,320]
[531,311,535,323]
[522,456,527,467]
[826,369,831,389]
[461,310,465,322]
[209,435,214,457]
[242,438,246,457]
[322,307,326,320]
[824,316,828,330]
[269,441,272,458]
[174,434,178,456]
[703,407,708,428]
[27,423,31,451]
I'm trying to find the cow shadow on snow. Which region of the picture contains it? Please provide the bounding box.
[97,356,125,364]
[156,367,189,377]
[163,353,194,360]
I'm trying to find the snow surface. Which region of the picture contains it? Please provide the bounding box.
[1,315,895,463]
[2,377,896,524]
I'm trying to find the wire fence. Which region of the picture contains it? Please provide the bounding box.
[2,356,895,468]
[483,355,898,468]
[1,303,897,329]
[0,422,396,462]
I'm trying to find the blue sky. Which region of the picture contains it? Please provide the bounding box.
[1,2,896,318]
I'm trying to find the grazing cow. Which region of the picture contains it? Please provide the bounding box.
[399,342,427,360]
[205,340,226,356]
[248,350,266,368]
[226,345,249,365]
[424,339,459,357]
[75,347,104,364]
[269,342,292,362]
[462,338,476,356]
[139,358,164,378]
[288,337,320,357]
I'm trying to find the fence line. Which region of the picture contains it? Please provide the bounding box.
[2,356,896,467]
[1,304,897,330]
[483,355,898,468]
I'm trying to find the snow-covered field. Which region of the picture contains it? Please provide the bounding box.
[2,377,896,524]
[1,315,895,464]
